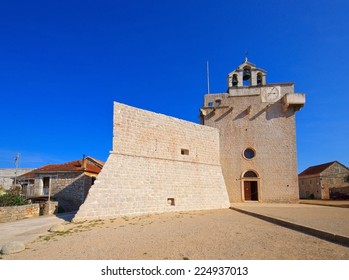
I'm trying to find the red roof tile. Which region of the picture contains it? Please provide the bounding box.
[19,157,104,179]
[85,156,104,168]
[299,161,336,176]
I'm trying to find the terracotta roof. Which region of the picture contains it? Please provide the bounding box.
[85,156,104,168]
[298,161,336,177]
[19,157,104,179]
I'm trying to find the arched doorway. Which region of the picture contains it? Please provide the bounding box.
[242,170,259,201]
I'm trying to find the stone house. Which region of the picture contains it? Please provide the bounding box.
[18,156,103,212]
[298,161,349,199]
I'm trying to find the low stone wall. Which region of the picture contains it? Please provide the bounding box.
[0,204,40,223]
[40,201,58,215]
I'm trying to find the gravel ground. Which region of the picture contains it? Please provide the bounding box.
[2,209,349,260]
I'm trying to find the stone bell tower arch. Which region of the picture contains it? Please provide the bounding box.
[227,58,267,89]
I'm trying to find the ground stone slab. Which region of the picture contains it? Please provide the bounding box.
[1,241,25,255]
[49,224,65,232]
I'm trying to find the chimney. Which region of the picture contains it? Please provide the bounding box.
[82,154,87,171]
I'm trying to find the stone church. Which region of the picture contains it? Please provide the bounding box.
[74,59,305,221]
[200,59,305,203]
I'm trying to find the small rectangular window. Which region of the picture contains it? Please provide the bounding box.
[208,102,213,107]
[167,198,175,206]
[181,149,189,155]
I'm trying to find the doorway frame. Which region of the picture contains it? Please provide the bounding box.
[240,170,260,202]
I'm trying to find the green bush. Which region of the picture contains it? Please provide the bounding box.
[0,187,6,196]
[0,193,29,207]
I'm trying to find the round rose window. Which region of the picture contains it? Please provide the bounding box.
[243,148,255,159]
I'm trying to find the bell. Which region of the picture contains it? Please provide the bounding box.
[232,75,238,86]
[257,75,262,85]
[243,69,251,81]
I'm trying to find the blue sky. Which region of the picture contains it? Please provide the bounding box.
[0,0,348,172]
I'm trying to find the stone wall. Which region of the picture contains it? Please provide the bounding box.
[50,173,93,212]
[202,84,300,203]
[40,201,59,215]
[321,162,349,199]
[74,102,230,221]
[299,176,321,199]
[0,204,40,223]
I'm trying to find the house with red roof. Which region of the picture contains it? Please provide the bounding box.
[298,161,349,199]
[18,156,104,212]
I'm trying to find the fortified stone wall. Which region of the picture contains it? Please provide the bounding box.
[74,102,230,221]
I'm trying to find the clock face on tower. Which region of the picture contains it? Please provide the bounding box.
[261,86,280,102]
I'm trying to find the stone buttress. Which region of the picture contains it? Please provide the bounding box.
[73,102,229,221]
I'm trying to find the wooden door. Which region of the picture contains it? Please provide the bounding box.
[244,181,252,200]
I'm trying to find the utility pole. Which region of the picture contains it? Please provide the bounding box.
[206,61,210,94]
[14,152,20,187]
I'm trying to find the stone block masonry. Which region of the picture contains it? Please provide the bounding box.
[202,86,300,203]
[0,204,40,223]
[200,60,305,203]
[74,102,230,221]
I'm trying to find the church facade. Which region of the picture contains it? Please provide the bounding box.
[200,59,305,202]
[74,59,305,221]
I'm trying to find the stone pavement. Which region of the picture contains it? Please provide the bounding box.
[0,212,75,249]
[1,202,349,252]
[230,202,349,247]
